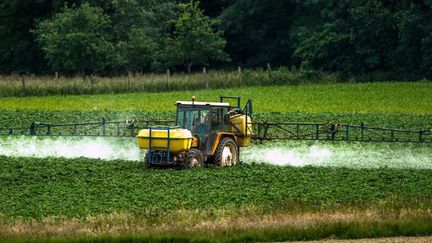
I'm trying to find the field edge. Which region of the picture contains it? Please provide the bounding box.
[1,207,432,242]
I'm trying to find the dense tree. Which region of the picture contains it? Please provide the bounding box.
[220,0,298,66]
[109,0,179,42]
[36,4,115,75]
[295,1,399,73]
[164,1,230,73]
[116,28,158,72]
[0,0,88,74]
[2,0,432,78]
[0,0,52,73]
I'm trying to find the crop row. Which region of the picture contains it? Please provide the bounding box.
[0,110,430,131]
[0,155,431,220]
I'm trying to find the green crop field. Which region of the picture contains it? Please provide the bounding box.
[0,82,431,114]
[1,156,432,242]
[0,82,431,242]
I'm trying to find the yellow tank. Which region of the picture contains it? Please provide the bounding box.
[228,114,252,147]
[137,128,193,153]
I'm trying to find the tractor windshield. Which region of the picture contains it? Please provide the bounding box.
[176,107,210,132]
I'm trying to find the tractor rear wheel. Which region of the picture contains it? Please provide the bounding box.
[183,149,204,168]
[214,137,238,167]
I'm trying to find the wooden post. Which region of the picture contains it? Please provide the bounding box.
[203,67,208,89]
[238,66,242,85]
[127,71,132,91]
[90,74,94,92]
[55,72,59,81]
[166,69,171,91]
[20,74,25,94]
[267,63,272,77]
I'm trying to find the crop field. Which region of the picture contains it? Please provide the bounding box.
[0,82,431,114]
[0,82,431,242]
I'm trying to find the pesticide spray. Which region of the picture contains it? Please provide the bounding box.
[242,141,432,169]
[0,137,431,169]
[0,136,143,161]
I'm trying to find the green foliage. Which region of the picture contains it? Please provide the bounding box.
[0,68,428,97]
[109,0,178,41]
[0,0,54,74]
[116,28,158,72]
[164,1,230,72]
[0,110,173,129]
[4,0,432,77]
[220,0,297,66]
[295,1,398,73]
[36,4,115,75]
[2,110,431,132]
[0,68,337,97]
[0,156,431,219]
[109,0,179,73]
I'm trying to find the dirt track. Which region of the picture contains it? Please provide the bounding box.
[296,236,432,242]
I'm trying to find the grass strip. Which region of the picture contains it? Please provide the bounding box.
[1,208,432,242]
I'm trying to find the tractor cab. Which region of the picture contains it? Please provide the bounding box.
[176,98,231,158]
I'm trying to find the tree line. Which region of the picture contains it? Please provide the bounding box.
[1,0,432,79]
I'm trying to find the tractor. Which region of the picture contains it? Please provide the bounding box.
[137,96,252,168]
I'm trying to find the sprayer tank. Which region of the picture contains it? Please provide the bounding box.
[228,114,252,147]
[137,128,193,153]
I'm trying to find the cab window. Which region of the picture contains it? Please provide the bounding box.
[177,107,209,131]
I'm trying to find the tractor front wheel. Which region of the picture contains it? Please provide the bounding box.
[183,149,204,168]
[214,137,238,167]
[144,152,152,168]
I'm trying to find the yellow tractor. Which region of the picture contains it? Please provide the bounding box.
[137,96,252,168]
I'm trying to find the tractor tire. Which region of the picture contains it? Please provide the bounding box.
[144,152,152,168]
[214,137,238,167]
[183,149,204,168]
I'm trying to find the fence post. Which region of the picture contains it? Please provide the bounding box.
[203,67,208,89]
[238,66,242,85]
[102,118,106,136]
[127,71,132,91]
[55,72,59,81]
[345,124,350,142]
[20,74,26,94]
[166,69,171,90]
[267,63,272,78]
[29,122,36,135]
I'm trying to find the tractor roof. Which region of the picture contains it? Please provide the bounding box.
[176,101,230,107]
